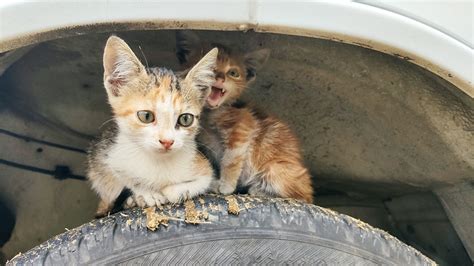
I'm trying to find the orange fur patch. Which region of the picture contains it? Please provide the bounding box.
[213,105,314,203]
[193,153,213,177]
[113,73,184,122]
[160,75,172,90]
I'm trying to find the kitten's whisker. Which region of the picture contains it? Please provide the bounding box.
[99,118,115,129]
[138,45,150,71]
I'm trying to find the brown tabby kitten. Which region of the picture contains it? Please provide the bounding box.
[176,31,314,203]
[88,36,218,217]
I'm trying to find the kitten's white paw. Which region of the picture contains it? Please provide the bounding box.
[124,196,137,209]
[152,192,168,206]
[133,192,167,207]
[143,193,157,207]
[162,187,186,203]
[134,195,147,208]
[218,181,236,195]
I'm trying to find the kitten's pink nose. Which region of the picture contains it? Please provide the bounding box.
[213,78,225,88]
[159,139,174,150]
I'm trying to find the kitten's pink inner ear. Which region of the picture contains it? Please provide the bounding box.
[103,36,146,97]
[107,76,125,86]
[106,77,124,96]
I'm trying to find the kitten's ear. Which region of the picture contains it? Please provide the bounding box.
[184,48,218,103]
[176,30,201,65]
[244,48,270,82]
[103,36,147,97]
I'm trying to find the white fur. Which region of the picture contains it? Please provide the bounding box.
[162,174,213,202]
[105,132,210,205]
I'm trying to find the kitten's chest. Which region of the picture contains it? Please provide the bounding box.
[106,144,191,188]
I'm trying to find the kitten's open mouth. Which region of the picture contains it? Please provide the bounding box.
[208,86,226,108]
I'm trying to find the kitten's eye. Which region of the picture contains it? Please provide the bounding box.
[177,113,194,127]
[137,111,155,124]
[227,69,240,78]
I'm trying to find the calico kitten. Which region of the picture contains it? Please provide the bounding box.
[88,36,218,217]
[176,31,314,203]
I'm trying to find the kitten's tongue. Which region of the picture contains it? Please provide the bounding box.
[208,86,224,107]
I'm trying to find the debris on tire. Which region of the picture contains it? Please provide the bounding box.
[144,207,169,231]
[225,195,240,215]
[184,200,209,224]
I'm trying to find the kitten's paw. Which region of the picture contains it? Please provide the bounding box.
[218,181,236,195]
[133,192,167,207]
[209,179,220,193]
[95,208,110,218]
[162,187,184,203]
[161,186,195,203]
[152,192,168,206]
[134,195,147,208]
[124,196,137,209]
[248,186,267,197]
[95,199,112,218]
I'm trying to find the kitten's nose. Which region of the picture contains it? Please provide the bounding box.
[215,72,225,81]
[214,78,225,88]
[159,139,174,150]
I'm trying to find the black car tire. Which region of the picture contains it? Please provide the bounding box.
[8,194,434,265]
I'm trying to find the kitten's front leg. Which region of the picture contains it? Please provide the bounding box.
[162,155,213,202]
[88,170,124,217]
[161,174,213,203]
[161,154,214,203]
[130,189,167,208]
[218,146,248,195]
